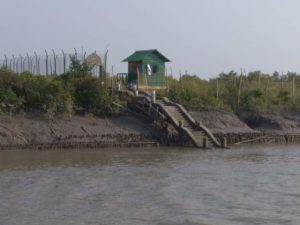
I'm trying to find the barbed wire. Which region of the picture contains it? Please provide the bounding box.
[0,49,106,76]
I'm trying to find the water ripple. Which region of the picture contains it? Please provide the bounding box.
[0,146,300,225]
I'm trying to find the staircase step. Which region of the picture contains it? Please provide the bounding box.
[157,100,218,148]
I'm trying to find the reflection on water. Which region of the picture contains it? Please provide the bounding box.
[1,146,300,225]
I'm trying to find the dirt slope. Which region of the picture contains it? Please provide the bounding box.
[0,113,155,145]
[190,111,256,134]
[238,110,300,134]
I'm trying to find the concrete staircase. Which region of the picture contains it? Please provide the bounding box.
[154,97,222,148]
[122,88,222,148]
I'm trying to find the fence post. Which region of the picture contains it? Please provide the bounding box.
[45,50,48,76]
[9,59,12,70]
[61,50,66,74]
[74,48,77,60]
[26,53,30,71]
[292,76,295,104]
[16,58,19,73]
[104,50,108,86]
[19,55,23,73]
[52,49,57,75]
[34,52,38,74]
[237,70,243,108]
[22,58,25,73]
[4,55,7,68]
[12,55,15,72]
[216,78,219,101]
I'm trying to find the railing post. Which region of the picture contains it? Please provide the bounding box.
[152,90,156,103]
[222,137,227,148]
[203,137,208,148]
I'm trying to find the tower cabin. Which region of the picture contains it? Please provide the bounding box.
[122,49,170,91]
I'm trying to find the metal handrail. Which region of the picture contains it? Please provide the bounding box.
[159,97,222,148]
[153,102,203,148]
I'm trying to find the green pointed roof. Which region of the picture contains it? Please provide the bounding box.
[122,49,170,62]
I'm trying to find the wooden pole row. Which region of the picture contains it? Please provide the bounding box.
[0,141,160,151]
[214,133,300,146]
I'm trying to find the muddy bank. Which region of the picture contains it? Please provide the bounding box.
[2,109,300,148]
[0,113,157,146]
[190,111,257,134]
[191,109,300,136]
[238,110,300,134]
[0,110,261,148]
[190,110,300,146]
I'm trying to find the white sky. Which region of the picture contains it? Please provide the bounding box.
[1,0,300,78]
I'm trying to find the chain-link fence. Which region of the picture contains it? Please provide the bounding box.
[0,49,106,76]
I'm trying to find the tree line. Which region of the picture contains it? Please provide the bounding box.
[165,70,300,114]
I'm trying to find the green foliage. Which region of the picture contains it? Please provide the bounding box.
[278,91,290,104]
[44,80,73,115]
[240,89,266,112]
[68,56,92,78]
[0,58,120,116]
[0,87,24,111]
[167,75,221,110]
[2,56,300,116]
[166,70,300,113]
[0,69,23,112]
[73,77,117,115]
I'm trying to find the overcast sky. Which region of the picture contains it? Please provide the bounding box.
[1,0,300,78]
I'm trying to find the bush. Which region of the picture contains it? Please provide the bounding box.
[0,69,23,112]
[72,76,119,115]
[0,57,120,117]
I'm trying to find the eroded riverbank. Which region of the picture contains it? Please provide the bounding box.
[2,109,300,149]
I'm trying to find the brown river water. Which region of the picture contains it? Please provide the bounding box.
[0,145,300,225]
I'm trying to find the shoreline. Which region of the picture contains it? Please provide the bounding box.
[2,133,300,150]
[2,110,300,150]
[0,141,160,151]
[215,132,300,146]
